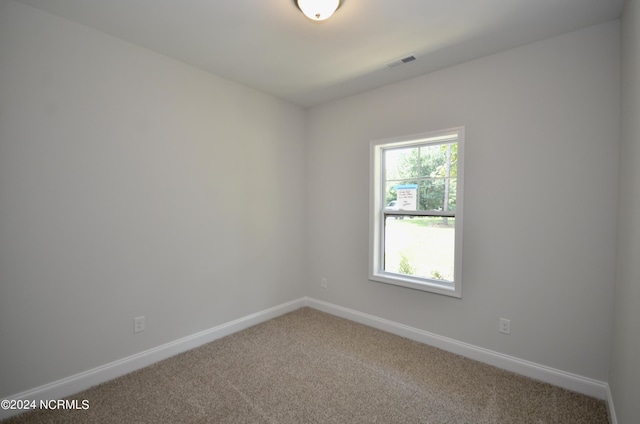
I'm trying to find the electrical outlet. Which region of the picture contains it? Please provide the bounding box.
[320,277,328,289]
[499,318,511,335]
[134,316,145,333]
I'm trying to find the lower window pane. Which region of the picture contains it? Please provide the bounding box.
[384,216,455,281]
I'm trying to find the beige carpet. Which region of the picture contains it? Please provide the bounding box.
[3,307,609,423]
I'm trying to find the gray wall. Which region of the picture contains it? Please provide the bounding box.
[0,0,307,397]
[306,21,620,382]
[611,0,640,421]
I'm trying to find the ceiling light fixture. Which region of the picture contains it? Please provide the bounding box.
[297,0,340,21]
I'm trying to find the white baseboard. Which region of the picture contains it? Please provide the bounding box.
[304,297,610,401]
[0,298,306,420]
[2,296,616,421]
[605,384,618,424]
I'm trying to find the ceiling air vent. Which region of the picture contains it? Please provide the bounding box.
[386,54,417,69]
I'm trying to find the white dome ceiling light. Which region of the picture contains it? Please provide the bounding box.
[297,0,340,21]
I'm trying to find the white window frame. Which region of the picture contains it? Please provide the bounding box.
[369,127,465,298]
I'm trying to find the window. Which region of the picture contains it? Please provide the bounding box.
[369,127,464,297]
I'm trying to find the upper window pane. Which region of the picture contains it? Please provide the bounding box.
[384,142,458,212]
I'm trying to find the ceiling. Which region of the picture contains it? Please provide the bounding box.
[16,0,624,108]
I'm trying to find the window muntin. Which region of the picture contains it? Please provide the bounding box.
[369,128,464,297]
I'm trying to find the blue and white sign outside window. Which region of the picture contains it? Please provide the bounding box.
[394,184,418,211]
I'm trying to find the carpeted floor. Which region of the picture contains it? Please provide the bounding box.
[3,307,609,423]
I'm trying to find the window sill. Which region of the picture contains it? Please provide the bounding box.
[369,272,461,298]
